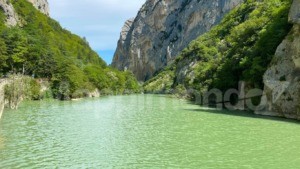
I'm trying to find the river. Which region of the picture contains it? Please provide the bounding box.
[0,95,300,168]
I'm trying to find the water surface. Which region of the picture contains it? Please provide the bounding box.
[0,95,300,168]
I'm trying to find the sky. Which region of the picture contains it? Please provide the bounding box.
[48,0,145,64]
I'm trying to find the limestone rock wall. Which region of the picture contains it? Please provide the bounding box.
[0,0,20,26]
[256,0,300,119]
[112,0,244,81]
[0,0,49,26]
[27,0,49,16]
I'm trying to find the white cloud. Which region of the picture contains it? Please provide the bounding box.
[48,0,145,51]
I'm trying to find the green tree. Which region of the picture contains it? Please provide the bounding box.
[0,37,8,73]
[2,28,28,73]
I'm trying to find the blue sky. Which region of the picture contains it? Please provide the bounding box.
[48,0,145,64]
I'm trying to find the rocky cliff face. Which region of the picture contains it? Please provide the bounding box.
[27,0,49,16]
[112,0,244,81]
[256,0,300,119]
[0,0,49,26]
[0,0,20,26]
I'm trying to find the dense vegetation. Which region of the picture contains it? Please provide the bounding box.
[144,0,292,95]
[0,0,140,100]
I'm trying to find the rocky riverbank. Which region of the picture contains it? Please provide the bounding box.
[255,0,300,119]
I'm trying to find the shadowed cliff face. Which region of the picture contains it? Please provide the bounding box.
[112,0,244,81]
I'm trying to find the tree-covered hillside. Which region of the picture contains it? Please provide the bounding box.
[144,0,292,95]
[0,0,140,99]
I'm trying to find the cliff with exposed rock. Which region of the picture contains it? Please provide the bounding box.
[0,0,49,26]
[144,0,297,119]
[256,0,300,119]
[27,0,49,16]
[112,0,244,81]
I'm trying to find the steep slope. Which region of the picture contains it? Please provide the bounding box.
[256,0,300,119]
[112,0,244,81]
[0,0,49,26]
[144,0,293,114]
[0,0,20,26]
[0,0,140,99]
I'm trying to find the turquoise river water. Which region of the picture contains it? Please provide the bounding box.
[0,95,300,168]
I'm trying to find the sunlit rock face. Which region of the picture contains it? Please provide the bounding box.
[0,0,20,26]
[0,0,49,26]
[112,0,244,81]
[256,0,300,119]
[27,0,49,16]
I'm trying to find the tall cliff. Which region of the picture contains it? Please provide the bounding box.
[144,0,293,117]
[0,0,49,26]
[27,0,49,16]
[256,0,300,119]
[112,0,244,81]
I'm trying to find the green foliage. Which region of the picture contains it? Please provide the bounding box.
[0,37,8,72]
[84,65,140,95]
[146,0,292,94]
[0,0,140,100]
[29,79,42,100]
[1,28,28,72]
[0,6,6,29]
[4,75,41,108]
[144,69,175,94]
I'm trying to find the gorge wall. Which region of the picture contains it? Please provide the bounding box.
[256,0,300,119]
[112,0,244,81]
[0,0,49,26]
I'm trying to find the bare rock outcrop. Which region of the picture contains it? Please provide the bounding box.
[256,0,300,119]
[112,0,244,81]
[27,0,49,16]
[0,0,49,26]
[0,0,20,26]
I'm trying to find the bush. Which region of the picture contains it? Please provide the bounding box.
[29,79,42,100]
